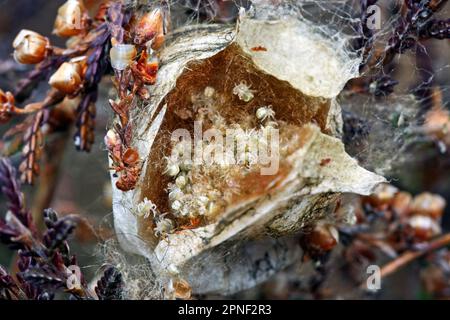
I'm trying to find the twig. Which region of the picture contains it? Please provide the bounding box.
[380,233,450,279]
[31,129,71,230]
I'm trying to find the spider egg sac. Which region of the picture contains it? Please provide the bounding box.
[110,7,385,295]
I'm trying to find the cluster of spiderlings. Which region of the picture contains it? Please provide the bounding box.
[164,140,222,219]
[162,86,283,221]
[132,197,174,237]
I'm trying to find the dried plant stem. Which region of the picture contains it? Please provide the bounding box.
[380,233,450,279]
[8,129,71,275]
[31,129,72,230]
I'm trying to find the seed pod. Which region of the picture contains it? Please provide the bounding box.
[410,192,446,219]
[134,51,159,85]
[407,215,441,241]
[110,11,385,295]
[110,44,137,71]
[134,8,166,49]
[301,223,339,258]
[95,1,111,22]
[392,191,412,217]
[53,0,87,37]
[123,148,140,166]
[424,105,450,142]
[0,89,15,123]
[104,129,119,150]
[167,278,192,300]
[364,183,398,209]
[48,57,85,94]
[12,29,49,64]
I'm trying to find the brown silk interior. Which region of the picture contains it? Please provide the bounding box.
[138,44,331,242]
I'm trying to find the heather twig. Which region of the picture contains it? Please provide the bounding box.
[95,266,123,300]
[0,157,123,300]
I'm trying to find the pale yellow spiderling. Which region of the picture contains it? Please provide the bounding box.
[232,81,255,102]
[255,106,275,122]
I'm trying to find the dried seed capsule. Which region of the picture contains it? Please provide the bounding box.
[134,50,159,85]
[170,278,192,300]
[95,0,111,22]
[364,183,398,208]
[13,29,49,64]
[392,191,412,217]
[53,0,87,37]
[123,148,140,166]
[410,192,446,219]
[104,129,119,150]
[48,57,85,94]
[407,215,441,241]
[134,8,166,49]
[110,44,137,71]
[0,89,15,123]
[308,224,339,252]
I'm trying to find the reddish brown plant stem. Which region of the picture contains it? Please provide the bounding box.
[380,233,450,279]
